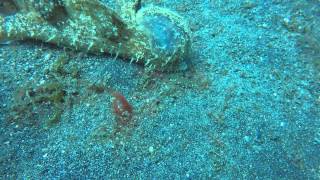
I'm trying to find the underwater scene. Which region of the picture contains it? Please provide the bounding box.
[0,0,319,179]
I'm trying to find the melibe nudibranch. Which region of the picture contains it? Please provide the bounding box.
[0,0,191,71]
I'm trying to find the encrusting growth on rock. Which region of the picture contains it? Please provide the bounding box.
[0,0,191,71]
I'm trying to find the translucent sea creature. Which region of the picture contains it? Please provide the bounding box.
[0,0,191,71]
[112,91,133,125]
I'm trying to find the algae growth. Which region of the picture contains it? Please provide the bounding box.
[0,0,191,71]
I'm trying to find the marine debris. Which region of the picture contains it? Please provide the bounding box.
[0,0,191,71]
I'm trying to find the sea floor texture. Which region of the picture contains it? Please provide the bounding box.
[0,0,320,179]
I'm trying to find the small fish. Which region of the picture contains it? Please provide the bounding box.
[0,40,15,45]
